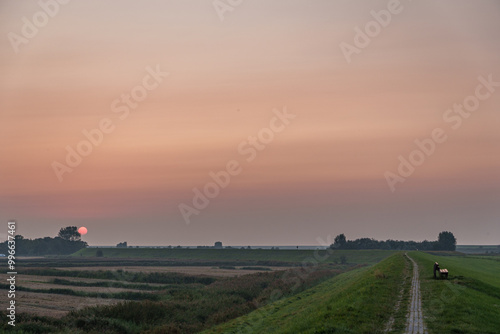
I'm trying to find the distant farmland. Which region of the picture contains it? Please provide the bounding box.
[456,245,500,254]
[73,247,395,265]
[1,249,394,333]
[3,249,497,333]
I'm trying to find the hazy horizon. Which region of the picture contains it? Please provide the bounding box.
[1,0,499,246]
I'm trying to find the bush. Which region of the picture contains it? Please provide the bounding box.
[96,249,104,257]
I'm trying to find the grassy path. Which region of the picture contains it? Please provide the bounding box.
[404,254,428,334]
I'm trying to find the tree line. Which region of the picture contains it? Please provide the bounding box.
[0,226,87,256]
[330,231,457,251]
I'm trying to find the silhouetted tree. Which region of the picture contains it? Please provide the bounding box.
[333,234,347,248]
[437,231,457,251]
[58,226,81,241]
[328,232,455,251]
[0,233,86,256]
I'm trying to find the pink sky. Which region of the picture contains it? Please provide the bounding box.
[1,0,499,246]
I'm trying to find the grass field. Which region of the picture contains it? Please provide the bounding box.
[410,252,500,334]
[456,245,500,254]
[73,247,395,265]
[204,252,411,334]
[54,265,290,276]
[3,249,498,333]
[0,249,396,333]
[0,266,344,333]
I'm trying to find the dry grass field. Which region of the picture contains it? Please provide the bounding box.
[0,264,289,318]
[1,275,148,294]
[0,290,122,318]
[0,249,397,333]
[54,265,290,276]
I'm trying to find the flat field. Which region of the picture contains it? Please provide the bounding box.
[73,247,395,265]
[1,290,122,318]
[456,245,500,254]
[53,265,293,276]
[205,252,411,334]
[0,248,395,333]
[410,252,500,334]
[6,249,497,333]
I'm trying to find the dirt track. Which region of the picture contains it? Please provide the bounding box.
[405,254,428,334]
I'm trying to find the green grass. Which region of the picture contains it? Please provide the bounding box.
[456,245,500,254]
[204,252,410,334]
[410,251,500,334]
[72,248,395,265]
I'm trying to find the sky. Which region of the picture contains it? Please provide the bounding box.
[1,0,499,246]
